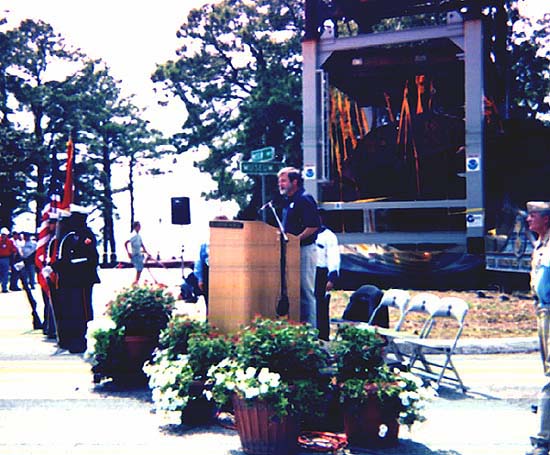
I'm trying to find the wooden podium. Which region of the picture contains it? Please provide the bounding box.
[208,220,300,334]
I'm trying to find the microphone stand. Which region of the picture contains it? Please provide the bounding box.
[265,202,289,316]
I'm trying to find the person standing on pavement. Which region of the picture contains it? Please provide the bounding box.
[0,227,17,293]
[315,209,340,340]
[21,232,37,289]
[277,167,320,327]
[124,221,151,285]
[526,201,550,455]
[9,231,23,291]
[52,207,100,353]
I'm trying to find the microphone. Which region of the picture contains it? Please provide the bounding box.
[259,200,273,211]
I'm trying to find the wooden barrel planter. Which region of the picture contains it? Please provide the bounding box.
[232,395,300,455]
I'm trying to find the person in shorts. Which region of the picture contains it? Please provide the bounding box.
[124,221,151,285]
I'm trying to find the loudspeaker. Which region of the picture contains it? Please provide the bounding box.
[171,197,191,225]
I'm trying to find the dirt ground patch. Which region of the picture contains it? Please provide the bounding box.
[330,289,538,338]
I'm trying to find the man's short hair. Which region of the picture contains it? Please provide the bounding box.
[277,166,302,186]
[133,221,141,230]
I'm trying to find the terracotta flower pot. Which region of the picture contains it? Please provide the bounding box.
[122,335,157,369]
[232,395,300,455]
[343,395,400,448]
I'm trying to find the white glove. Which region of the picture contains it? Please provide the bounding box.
[42,266,53,278]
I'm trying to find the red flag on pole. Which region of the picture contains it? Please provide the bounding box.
[60,138,74,210]
[35,138,74,294]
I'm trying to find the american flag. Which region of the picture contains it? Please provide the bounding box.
[35,139,74,293]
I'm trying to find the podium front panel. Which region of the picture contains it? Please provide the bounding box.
[208,220,300,334]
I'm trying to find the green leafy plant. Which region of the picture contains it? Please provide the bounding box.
[207,359,291,418]
[332,324,435,427]
[106,284,175,336]
[144,324,233,425]
[207,317,332,419]
[234,317,330,381]
[158,315,211,360]
[86,284,175,384]
[85,319,126,382]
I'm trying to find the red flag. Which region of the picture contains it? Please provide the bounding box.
[35,138,74,294]
[60,138,74,210]
[35,196,60,294]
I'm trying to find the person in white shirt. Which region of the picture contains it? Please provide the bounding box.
[315,209,340,340]
[124,221,151,285]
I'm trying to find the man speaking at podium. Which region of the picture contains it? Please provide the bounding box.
[277,167,320,327]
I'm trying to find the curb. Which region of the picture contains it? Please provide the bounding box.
[455,336,538,355]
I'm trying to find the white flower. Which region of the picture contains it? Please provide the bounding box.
[235,368,247,382]
[245,366,256,379]
[244,386,260,399]
[259,383,269,395]
[378,424,388,438]
[204,390,213,401]
[257,367,271,384]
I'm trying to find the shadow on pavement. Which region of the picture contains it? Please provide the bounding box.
[92,380,152,403]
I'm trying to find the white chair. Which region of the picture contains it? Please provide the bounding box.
[400,297,469,392]
[385,292,440,364]
[403,292,441,337]
[367,289,411,330]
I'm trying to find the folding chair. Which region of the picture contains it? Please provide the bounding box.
[367,289,411,330]
[400,296,469,392]
[402,292,441,337]
[383,292,440,364]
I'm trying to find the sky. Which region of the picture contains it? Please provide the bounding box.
[3,0,549,261]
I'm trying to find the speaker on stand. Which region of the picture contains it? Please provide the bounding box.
[171,197,191,278]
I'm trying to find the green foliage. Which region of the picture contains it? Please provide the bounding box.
[144,323,231,425]
[85,321,127,380]
[508,6,550,123]
[106,284,175,336]
[331,324,435,427]
[331,324,386,381]
[154,0,304,209]
[187,331,234,378]
[234,317,330,381]
[207,317,331,419]
[0,16,166,246]
[208,359,292,418]
[158,315,211,359]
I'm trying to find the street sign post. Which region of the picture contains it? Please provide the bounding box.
[240,160,284,175]
[250,146,275,162]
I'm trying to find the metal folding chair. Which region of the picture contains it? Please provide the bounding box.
[367,289,411,330]
[400,296,469,392]
[402,292,441,337]
[382,292,440,363]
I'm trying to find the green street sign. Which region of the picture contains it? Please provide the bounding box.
[250,146,275,162]
[241,160,284,175]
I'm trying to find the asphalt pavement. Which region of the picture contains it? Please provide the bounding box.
[0,268,544,455]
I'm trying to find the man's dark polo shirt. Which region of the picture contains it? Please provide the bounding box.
[281,187,320,246]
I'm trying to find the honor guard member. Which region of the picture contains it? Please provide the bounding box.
[527,201,550,455]
[52,205,100,353]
